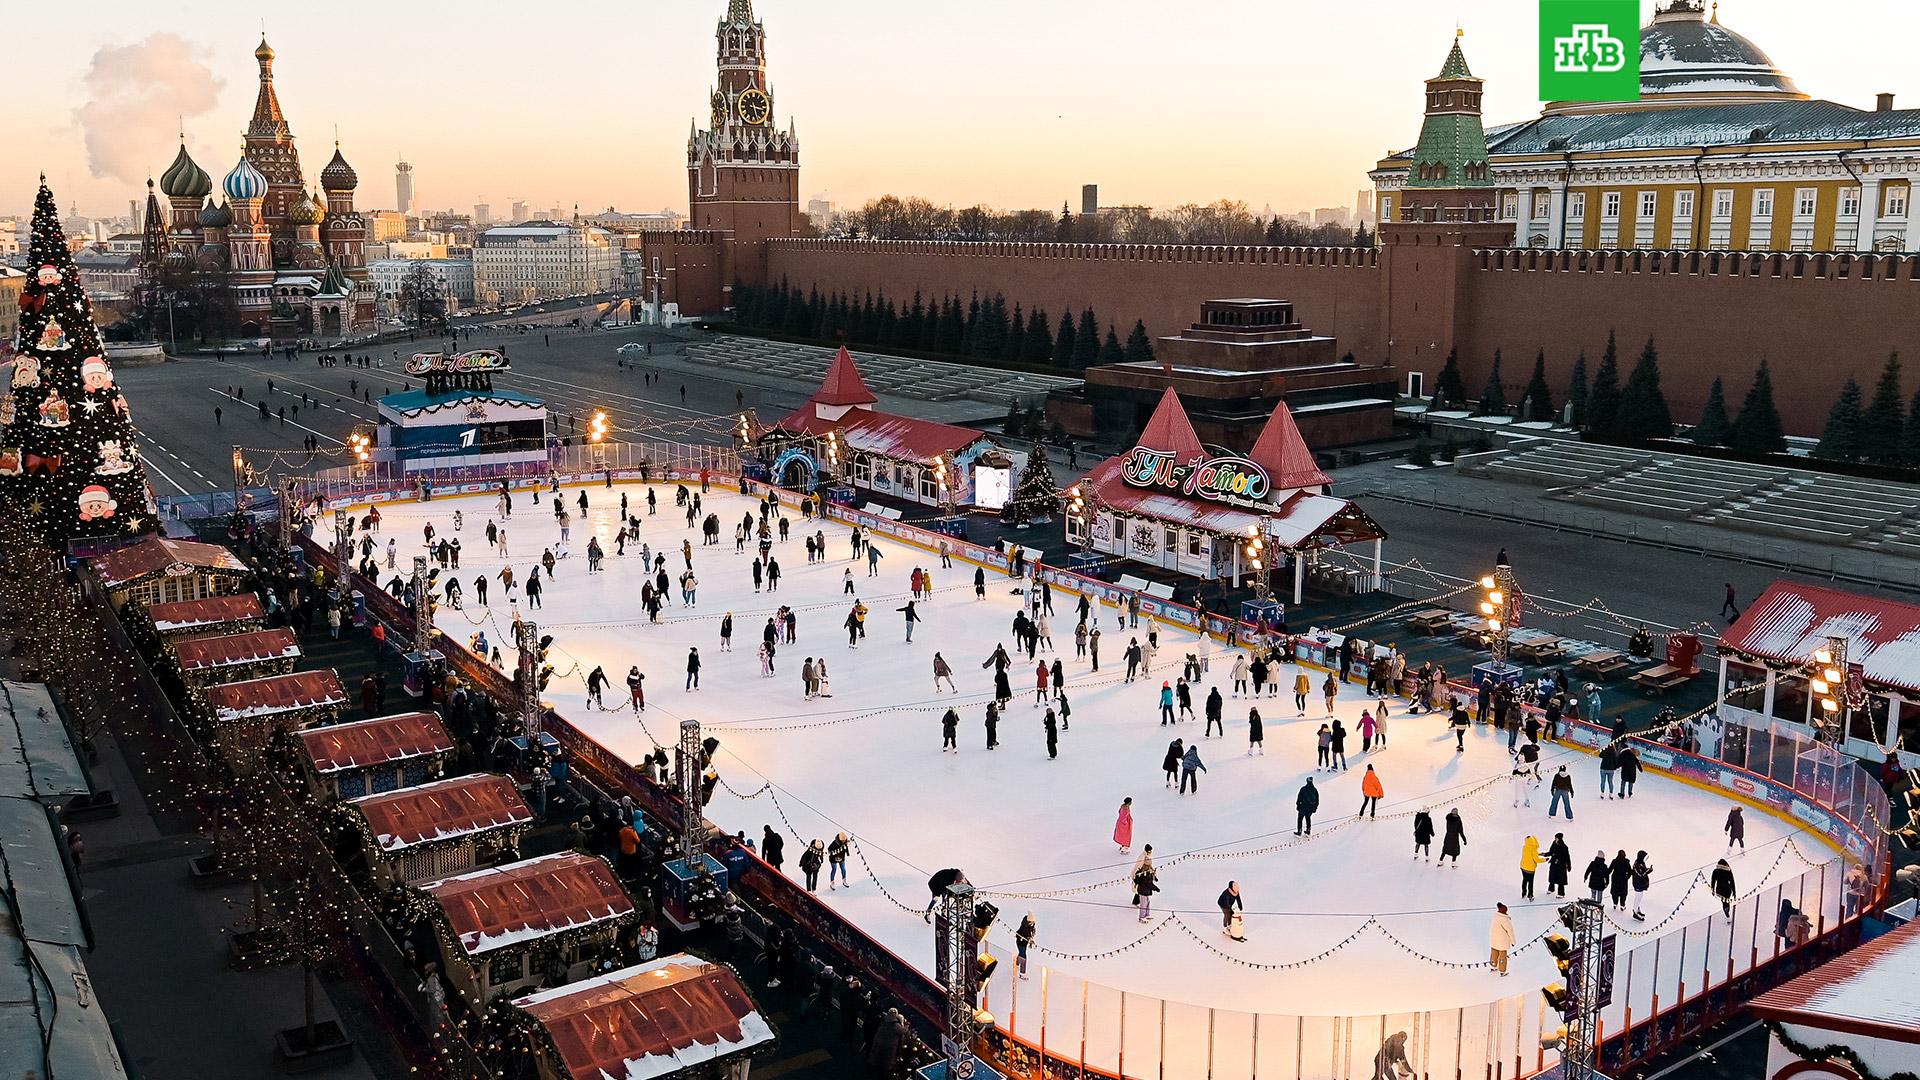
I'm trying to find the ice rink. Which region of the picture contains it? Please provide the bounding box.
[364,481,1830,1021]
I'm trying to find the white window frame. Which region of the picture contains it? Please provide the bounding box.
[1639,192,1658,219]
[1501,192,1518,220]
[1888,186,1910,218]
[1840,187,1861,217]
[1674,190,1695,219]
[1753,189,1774,219]
[1568,193,1587,219]
[1794,188,1817,218]
[1712,189,1734,219]
[1602,192,1622,220]
[1533,192,1551,220]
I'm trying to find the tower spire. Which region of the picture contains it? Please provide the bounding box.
[248,35,288,137]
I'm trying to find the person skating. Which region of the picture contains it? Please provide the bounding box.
[1316,724,1333,770]
[625,667,648,713]
[1246,706,1264,755]
[1250,654,1268,698]
[719,612,733,651]
[1295,777,1319,835]
[1724,806,1745,850]
[1034,661,1050,705]
[762,827,786,874]
[1330,719,1349,771]
[586,665,609,709]
[1412,809,1434,859]
[1510,755,1538,807]
[898,599,921,643]
[1546,833,1572,897]
[984,702,1000,749]
[1089,624,1101,670]
[1439,808,1466,866]
[1450,702,1471,751]
[685,647,702,690]
[1292,670,1310,715]
[1584,850,1610,902]
[1231,654,1250,697]
[973,566,986,599]
[1322,671,1339,718]
[1043,708,1059,759]
[1489,903,1515,976]
[1179,743,1207,795]
[941,709,960,752]
[1219,881,1246,941]
[1548,766,1575,819]
[1519,835,1540,899]
[1158,681,1176,726]
[1113,798,1134,853]
[1630,851,1652,919]
[1051,658,1066,703]
[1711,858,1737,916]
[799,839,825,892]
[1358,709,1378,753]
[1358,764,1384,818]
[1131,855,1159,922]
[1125,638,1143,682]
[933,652,956,693]
[828,833,850,889]
[1618,745,1641,797]
[1177,678,1195,723]
[1608,849,1633,910]
[1014,913,1037,979]
[1162,739,1184,788]
[1599,742,1620,799]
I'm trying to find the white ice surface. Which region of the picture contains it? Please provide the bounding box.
[368,484,1833,1035]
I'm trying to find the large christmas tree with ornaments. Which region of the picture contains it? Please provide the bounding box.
[1,177,158,544]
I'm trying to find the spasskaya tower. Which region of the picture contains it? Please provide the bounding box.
[687,0,803,288]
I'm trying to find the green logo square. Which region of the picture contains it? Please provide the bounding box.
[1540,0,1640,103]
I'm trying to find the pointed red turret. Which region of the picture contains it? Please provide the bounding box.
[1248,399,1332,491]
[810,346,879,408]
[1134,387,1207,460]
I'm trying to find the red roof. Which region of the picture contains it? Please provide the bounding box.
[776,405,988,465]
[91,536,248,589]
[205,669,348,724]
[421,852,634,956]
[1720,581,1920,694]
[147,593,265,632]
[172,628,301,673]
[1078,453,1384,548]
[298,712,452,774]
[810,346,878,407]
[1749,918,1920,1041]
[351,774,532,852]
[515,956,773,1080]
[1134,387,1207,461]
[1248,400,1332,491]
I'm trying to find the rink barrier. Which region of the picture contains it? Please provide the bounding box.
[306,483,1896,1080]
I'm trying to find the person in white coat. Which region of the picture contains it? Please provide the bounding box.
[1489,903,1515,976]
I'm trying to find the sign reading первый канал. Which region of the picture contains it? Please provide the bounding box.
[1120,447,1270,509]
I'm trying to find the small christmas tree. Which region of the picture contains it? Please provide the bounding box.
[3,177,157,544]
[1002,443,1061,526]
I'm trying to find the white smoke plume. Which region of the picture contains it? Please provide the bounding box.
[73,34,224,186]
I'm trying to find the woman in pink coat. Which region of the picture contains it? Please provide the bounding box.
[1357,710,1379,752]
[1113,797,1134,853]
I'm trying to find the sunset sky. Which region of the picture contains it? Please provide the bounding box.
[8,1,1919,220]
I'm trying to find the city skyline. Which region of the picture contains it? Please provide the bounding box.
[8,1,1920,220]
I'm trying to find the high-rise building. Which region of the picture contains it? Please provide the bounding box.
[1082,184,1099,216]
[1354,189,1373,224]
[510,200,528,223]
[474,203,492,226]
[395,158,414,214]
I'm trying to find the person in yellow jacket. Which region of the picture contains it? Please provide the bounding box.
[1519,835,1541,900]
[1292,671,1312,717]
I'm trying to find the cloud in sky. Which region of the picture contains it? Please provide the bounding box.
[73,33,223,185]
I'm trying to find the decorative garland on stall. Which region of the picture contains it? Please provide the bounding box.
[1759,1018,1920,1080]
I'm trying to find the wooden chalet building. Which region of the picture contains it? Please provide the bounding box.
[511,955,774,1080]
[90,535,250,609]
[143,593,266,642]
[170,628,301,711]
[344,773,533,887]
[297,712,454,801]
[202,669,348,773]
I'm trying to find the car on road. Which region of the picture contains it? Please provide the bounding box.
[616,342,646,354]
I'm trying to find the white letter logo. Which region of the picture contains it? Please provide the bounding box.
[1554,24,1627,73]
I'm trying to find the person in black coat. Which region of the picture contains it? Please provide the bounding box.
[941,709,959,752]
[924,868,967,920]
[762,826,785,872]
[984,702,1000,749]
[1043,709,1059,760]
[1440,809,1466,865]
[1295,778,1320,835]
[1546,833,1573,897]
[1607,850,1633,910]
[1618,746,1642,797]
[1710,859,1737,916]
[1583,851,1610,902]
[1162,739,1184,788]
[1412,809,1435,860]
[1329,720,1349,770]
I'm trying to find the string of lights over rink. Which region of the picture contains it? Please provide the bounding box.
[353,481,1840,1018]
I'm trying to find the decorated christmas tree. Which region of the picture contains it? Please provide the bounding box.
[1001,442,1061,526]
[2,178,158,545]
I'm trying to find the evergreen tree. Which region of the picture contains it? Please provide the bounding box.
[1475,349,1507,416]
[1519,350,1554,422]
[1352,221,1374,247]
[1859,351,1904,464]
[1903,387,1920,466]
[1613,337,1674,443]
[976,294,1010,359]
[962,292,981,355]
[1432,348,1467,410]
[903,290,925,348]
[1691,377,1731,445]
[1023,306,1053,364]
[1054,311,1076,369]
[1124,319,1155,362]
[1009,304,1026,357]
[1056,203,1073,241]
[1566,352,1588,428]
[1584,331,1622,437]
[1099,325,1124,365]
[1003,400,1027,438]
[1814,379,1865,461]
[877,298,898,346]
[936,296,965,355]
[3,178,159,543]
[1002,443,1062,525]
[1727,360,1786,456]
[1073,308,1100,367]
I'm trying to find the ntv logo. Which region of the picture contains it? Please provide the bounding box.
[1540,0,1640,103]
[1554,25,1627,74]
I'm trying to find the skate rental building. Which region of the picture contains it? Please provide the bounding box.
[1066,387,1386,602]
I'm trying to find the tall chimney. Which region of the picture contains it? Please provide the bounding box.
[1877,92,1895,112]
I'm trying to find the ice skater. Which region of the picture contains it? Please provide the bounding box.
[1358,764,1384,818]
[1440,808,1466,866]
[1711,859,1737,916]
[627,666,646,712]
[1162,739,1184,788]
[1630,851,1652,919]
[1519,835,1539,899]
[941,709,959,752]
[984,702,1000,749]
[1113,798,1133,853]
[1489,903,1515,976]
[1316,724,1332,770]
[1295,777,1319,835]
[1546,833,1572,897]
[1724,806,1745,850]
[1179,743,1207,794]
[1548,766,1575,819]
[1131,857,1159,922]
[1608,850,1632,911]
[1218,882,1246,941]
[1246,706,1264,754]
[933,652,956,693]
[1412,809,1434,860]
[1043,708,1059,759]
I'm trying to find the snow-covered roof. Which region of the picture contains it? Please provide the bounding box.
[1750,918,1920,1041]
[298,711,451,775]
[205,669,347,724]
[419,851,634,956]
[145,593,264,633]
[1719,582,1920,695]
[513,955,775,1080]
[349,773,532,853]
[171,628,301,674]
[1638,2,1799,97]
[90,535,248,589]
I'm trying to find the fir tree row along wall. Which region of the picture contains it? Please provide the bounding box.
[728,279,1157,372]
[2,179,160,545]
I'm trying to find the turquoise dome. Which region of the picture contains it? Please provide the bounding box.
[223,155,268,201]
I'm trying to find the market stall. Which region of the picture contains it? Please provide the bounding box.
[142,592,266,642]
[201,668,348,774]
[509,954,774,1080]
[170,627,302,712]
[296,711,453,801]
[89,534,250,610]
[343,773,533,888]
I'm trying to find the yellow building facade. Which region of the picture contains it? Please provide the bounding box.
[1372,1,1920,253]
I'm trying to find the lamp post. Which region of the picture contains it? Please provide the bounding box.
[933,455,953,515]
[1068,484,1093,558]
[588,409,609,469]
[1242,525,1271,602]
[347,430,373,483]
[1809,636,1853,743]
[1478,567,1521,681]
